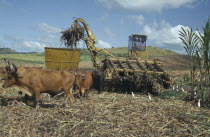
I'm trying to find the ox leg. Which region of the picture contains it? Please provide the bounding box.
[34,89,41,108]
[85,89,89,98]
[81,88,85,97]
[64,87,74,104]
[79,87,82,96]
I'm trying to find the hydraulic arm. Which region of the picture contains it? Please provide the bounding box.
[72,18,117,67]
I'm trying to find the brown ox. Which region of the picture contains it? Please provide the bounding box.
[2,63,75,107]
[75,70,92,97]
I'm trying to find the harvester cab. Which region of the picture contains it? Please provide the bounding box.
[128,34,148,60]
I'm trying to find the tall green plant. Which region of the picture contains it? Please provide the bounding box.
[195,18,210,102]
[195,47,203,89]
[179,27,199,91]
[196,18,210,85]
[179,18,210,106]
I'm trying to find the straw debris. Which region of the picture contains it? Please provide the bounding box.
[0,87,209,136]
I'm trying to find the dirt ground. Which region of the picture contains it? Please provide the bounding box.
[0,55,210,136]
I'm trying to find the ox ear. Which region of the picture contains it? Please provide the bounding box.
[75,68,80,73]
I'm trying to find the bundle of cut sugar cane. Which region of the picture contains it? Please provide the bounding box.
[60,22,84,48]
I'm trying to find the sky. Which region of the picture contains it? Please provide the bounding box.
[0,0,209,53]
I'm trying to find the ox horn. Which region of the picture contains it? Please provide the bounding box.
[4,59,11,66]
[12,63,18,74]
[4,59,12,73]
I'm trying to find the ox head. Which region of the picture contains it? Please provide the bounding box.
[74,72,86,87]
[2,60,19,88]
[0,59,10,80]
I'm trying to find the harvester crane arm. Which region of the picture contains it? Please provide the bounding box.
[61,18,170,93]
[72,18,117,67]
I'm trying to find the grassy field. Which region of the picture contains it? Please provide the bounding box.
[0,53,45,66]
[0,46,179,65]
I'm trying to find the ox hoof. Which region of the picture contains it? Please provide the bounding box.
[33,102,40,109]
[35,105,40,110]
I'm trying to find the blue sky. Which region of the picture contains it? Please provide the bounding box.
[0,0,209,53]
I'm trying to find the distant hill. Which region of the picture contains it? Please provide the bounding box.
[0,48,18,54]
[81,46,179,58]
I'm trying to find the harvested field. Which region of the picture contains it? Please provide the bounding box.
[0,55,210,136]
[0,87,210,136]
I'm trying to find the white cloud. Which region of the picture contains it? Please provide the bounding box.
[36,23,62,48]
[121,15,144,25]
[37,23,62,34]
[104,28,117,37]
[3,35,48,52]
[75,40,86,49]
[97,40,112,48]
[97,0,196,12]
[142,20,192,53]
[2,23,63,52]
[23,41,47,52]
[37,34,60,47]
